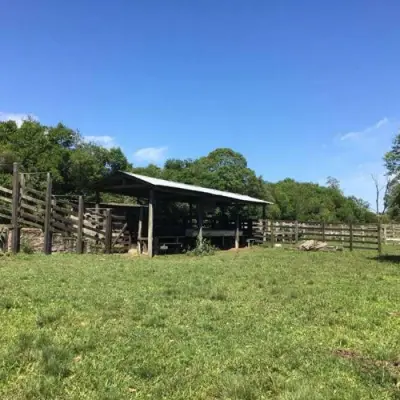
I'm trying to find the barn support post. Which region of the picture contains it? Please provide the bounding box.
[197,200,204,246]
[148,189,155,257]
[262,204,266,242]
[294,220,299,244]
[11,162,20,254]
[76,195,84,254]
[43,172,53,254]
[104,209,112,254]
[137,206,144,254]
[235,210,240,249]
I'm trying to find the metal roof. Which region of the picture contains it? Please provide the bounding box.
[120,172,271,205]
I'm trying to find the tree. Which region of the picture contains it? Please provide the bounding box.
[326,176,341,192]
[383,132,400,219]
[0,120,132,197]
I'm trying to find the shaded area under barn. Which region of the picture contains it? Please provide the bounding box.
[95,171,271,256]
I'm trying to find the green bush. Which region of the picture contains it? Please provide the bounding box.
[186,238,216,257]
[21,241,34,254]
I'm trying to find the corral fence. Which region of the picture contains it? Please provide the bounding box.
[0,163,131,254]
[253,220,382,253]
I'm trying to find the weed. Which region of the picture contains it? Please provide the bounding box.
[186,237,216,256]
[21,241,34,254]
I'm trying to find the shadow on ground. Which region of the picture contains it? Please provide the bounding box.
[369,254,400,263]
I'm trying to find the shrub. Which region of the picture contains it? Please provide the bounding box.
[186,238,216,257]
[21,241,34,254]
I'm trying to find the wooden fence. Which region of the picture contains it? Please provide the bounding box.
[253,220,382,253]
[0,163,131,254]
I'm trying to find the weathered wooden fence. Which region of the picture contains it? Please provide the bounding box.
[253,220,382,253]
[0,163,130,254]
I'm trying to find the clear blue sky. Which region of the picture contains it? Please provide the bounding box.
[1,0,399,207]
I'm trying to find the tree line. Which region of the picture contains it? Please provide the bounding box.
[0,119,383,223]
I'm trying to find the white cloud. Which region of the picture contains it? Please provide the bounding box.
[133,146,168,164]
[84,135,115,148]
[0,112,39,127]
[339,117,389,141]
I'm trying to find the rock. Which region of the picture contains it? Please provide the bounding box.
[298,240,328,251]
[128,248,139,257]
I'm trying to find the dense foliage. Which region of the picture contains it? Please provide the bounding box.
[384,133,400,220]
[0,119,377,222]
[0,120,132,196]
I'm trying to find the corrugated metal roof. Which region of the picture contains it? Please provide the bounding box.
[121,172,271,205]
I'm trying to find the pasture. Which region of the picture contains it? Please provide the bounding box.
[1,248,400,399]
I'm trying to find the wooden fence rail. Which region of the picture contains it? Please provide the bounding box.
[253,219,381,253]
[0,163,131,254]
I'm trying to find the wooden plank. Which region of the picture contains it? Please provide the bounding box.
[51,220,78,235]
[270,220,275,248]
[19,210,45,225]
[20,193,47,207]
[349,222,353,252]
[112,223,128,246]
[148,190,154,257]
[235,212,240,249]
[76,196,84,254]
[23,186,46,199]
[0,186,13,195]
[0,195,12,204]
[197,200,204,244]
[20,201,43,214]
[11,163,20,254]
[18,218,43,230]
[0,212,12,221]
[378,220,382,255]
[104,209,112,254]
[43,173,52,254]
[350,240,379,245]
[52,204,78,217]
[138,206,143,254]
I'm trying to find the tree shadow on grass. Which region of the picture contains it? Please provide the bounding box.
[369,254,400,263]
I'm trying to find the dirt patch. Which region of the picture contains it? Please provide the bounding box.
[333,349,362,359]
[388,311,400,317]
[334,348,400,370]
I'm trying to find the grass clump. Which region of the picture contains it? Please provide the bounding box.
[186,237,216,256]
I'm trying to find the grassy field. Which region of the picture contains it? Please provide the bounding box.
[1,248,400,399]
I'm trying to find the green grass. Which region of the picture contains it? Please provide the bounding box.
[1,248,400,399]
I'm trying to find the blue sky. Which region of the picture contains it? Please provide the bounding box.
[1,0,399,207]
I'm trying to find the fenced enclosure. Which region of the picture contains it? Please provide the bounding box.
[0,164,132,254]
[253,220,382,253]
[1,163,399,256]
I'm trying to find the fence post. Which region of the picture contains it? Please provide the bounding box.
[294,220,299,244]
[377,220,382,256]
[270,220,275,248]
[76,195,84,254]
[322,221,326,242]
[43,173,53,254]
[349,222,353,252]
[104,209,112,254]
[11,162,20,254]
